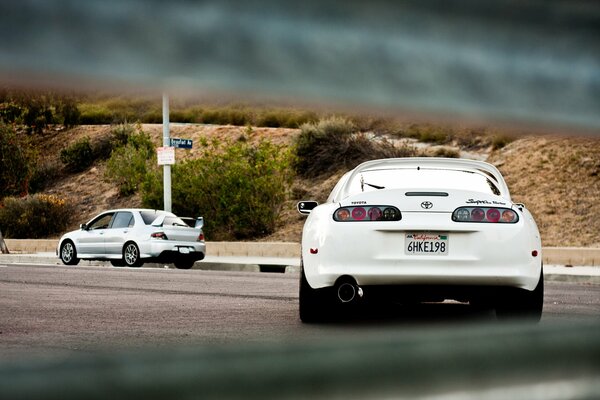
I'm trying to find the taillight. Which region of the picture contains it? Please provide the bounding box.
[197,232,205,242]
[452,207,519,223]
[151,232,168,240]
[334,206,401,222]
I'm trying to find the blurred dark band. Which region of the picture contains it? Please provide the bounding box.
[0,0,599,132]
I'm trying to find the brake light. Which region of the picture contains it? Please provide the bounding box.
[197,232,205,242]
[151,232,168,240]
[334,206,401,222]
[452,207,519,223]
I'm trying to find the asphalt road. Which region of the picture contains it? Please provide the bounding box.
[1,263,599,361]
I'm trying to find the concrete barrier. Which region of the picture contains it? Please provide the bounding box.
[3,239,600,266]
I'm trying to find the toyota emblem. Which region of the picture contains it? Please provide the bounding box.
[421,201,433,209]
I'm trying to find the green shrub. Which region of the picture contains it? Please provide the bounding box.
[0,102,24,124]
[57,98,80,128]
[105,127,156,196]
[0,194,71,238]
[142,139,294,240]
[78,103,114,124]
[60,137,94,172]
[0,123,36,197]
[432,147,460,158]
[29,159,63,193]
[491,134,515,150]
[294,117,418,177]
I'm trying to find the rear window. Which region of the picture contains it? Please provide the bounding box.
[140,210,164,225]
[112,212,134,229]
[344,169,501,197]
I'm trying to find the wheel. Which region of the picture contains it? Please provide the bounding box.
[123,242,143,268]
[299,263,330,323]
[110,260,125,267]
[60,240,80,265]
[496,268,544,322]
[174,260,195,269]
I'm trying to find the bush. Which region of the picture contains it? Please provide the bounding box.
[105,127,156,196]
[294,117,418,177]
[29,159,63,193]
[0,194,71,238]
[0,123,36,197]
[78,103,114,124]
[57,98,80,128]
[432,147,460,158]
[60,137,94,172]
[142,139,294,240]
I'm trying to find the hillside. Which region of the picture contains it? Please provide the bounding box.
[37,124,600,247]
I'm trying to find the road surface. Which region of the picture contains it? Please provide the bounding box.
[1,264,599,360]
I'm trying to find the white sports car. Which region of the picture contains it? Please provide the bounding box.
[297,158,543,322]
[58,209,206,269]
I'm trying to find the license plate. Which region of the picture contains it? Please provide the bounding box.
[178,247,191,254]
[405,233,448,255]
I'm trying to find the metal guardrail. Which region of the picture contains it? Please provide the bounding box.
[0,1,599,133]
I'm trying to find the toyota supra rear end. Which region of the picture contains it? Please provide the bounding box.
[297,158,543,322]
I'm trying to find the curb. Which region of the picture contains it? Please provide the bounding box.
[1,253,598,283]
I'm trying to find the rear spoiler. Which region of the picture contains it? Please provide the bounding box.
[181,217,204,229]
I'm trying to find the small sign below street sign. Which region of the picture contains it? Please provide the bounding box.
[157,146,175,165]
[170,138,193,149]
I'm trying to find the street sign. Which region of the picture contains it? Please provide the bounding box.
[170,138,193,149]
[157,146,175,165]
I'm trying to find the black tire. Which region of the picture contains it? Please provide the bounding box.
[174,260,195,269]
[123,242,143,268]
[299,264,330,323]
[59,240,79,265]
[496,268,544,322]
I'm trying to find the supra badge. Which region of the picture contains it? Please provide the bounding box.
[421,201,433,209]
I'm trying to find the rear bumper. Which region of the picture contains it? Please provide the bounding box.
[302,214,542,291]
[141,241,206,262]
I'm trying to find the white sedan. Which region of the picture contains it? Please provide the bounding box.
[297,158,543,322]
[58,209,206,269]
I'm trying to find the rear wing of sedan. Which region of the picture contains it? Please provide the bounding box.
[181,217,204,229]
[151,215,204,229]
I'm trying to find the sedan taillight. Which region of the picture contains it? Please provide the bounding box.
[197,232,205,242]
[452,207,519,223]
[334,206,401,222]
[151,232,168,240]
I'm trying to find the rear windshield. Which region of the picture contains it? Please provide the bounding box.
[345,168,500,197]
[140,210,164,225]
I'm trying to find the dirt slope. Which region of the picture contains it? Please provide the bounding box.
[488,136,600,247]
[38,125,600,247]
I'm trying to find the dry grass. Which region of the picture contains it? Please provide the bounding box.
[488,136,600,247]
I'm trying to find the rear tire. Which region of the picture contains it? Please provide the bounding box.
[299,264,330,323]
[60,240,79,266]
[496,268,544,322]
[123,242,143,268]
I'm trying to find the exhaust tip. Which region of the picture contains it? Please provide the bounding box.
[336,280,363,303]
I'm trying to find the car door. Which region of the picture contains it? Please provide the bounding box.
[76,212,115,256]
[104,211,135,256]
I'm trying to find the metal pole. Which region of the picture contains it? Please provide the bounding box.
[162,93,172,213]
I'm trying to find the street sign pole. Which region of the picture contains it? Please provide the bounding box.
[162,93,172,213]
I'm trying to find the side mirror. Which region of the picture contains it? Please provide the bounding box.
[80,223,88,231]
[297,201,318,215]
